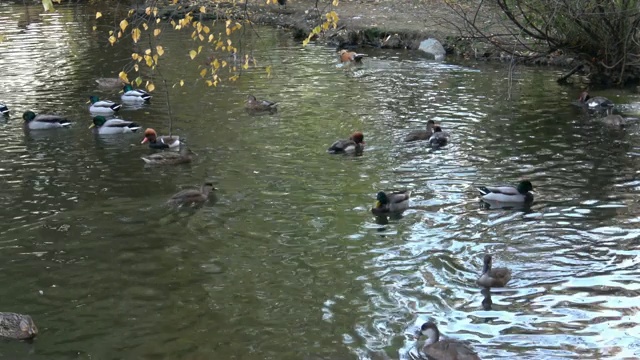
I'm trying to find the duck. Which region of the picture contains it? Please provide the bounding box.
[167,182,217,208]
[0,103,9,116]
[89,116,141,135]
[411,322,480,360]
[428,126,449,148]
[121,84,152,103]
[22,111,71,130]
[89,95,122,115]
[371,190,411,216]
[0,312,38,340]
[141,128,181,149]
[477,180,533,203]
[477,254,511,288]
[327,131,365,155]
[577,91,614,110]
[95,77,125,89]
[141,146,194,165]
[338,49,367,63]
[601,114,626,128]
[245,95,278,113]
[404,120,435,142]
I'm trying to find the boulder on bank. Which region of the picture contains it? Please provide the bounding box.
[418,38,446,60]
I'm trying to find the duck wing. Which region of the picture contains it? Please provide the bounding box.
[477,186,518,195]
[327,139,352,153]
[260,100,277,107]
[425,339,481,360]
[168,189,206,205]
[489,267,512,284]
[388,190,411,204]
[103,119,140,129]
[34,114,69,123]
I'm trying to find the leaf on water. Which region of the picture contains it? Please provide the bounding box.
[197,45,203,54]
[108,30,113,35]
[180,80,184,87]
[191,30,196,40]
[146,83,155,92]
[119,19,129,32]
[266,65,272,78]
[189,50,197,60]
[42,0,54,12]
[208,34,214,42]
[302,38,310,47]
[156,18,161,24]
[205,80,213,87]
[213,59,220,69]
[108,35,116,46]
[95,11,102,19]
[225,28,231,36]
[135,77,143,86]
[229,74,239,82]
[200,68,207,78]
[0,34,5,42]
[92,25,97,31]
[154,28,161,37]
[153,54,159,64]
[156,45,164,56]
[221,60,228,68]
[118,71,129,83]
[132,28,141,43]
[227,39,232,46]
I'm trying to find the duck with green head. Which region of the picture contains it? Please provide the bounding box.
[89,95,122,115]
[477,254,511,288]
[121,84,152,103]
[371,190,411,216]
[477,180,533,203]
[23,111,71,130]
[89,116,141,135]
[0,103,9,117]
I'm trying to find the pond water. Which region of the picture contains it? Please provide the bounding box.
[0,2,639,359]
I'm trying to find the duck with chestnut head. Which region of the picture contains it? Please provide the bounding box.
[327,131,365,155]
[410,321,481,360]
[338,49,367,63]
[577,90,614,110]
[141,128,181,150]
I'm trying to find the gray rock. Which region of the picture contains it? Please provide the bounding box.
[0,312,38,340]
[418,38,446,61]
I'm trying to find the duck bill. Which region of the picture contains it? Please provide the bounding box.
[141,137,149,144]
[374,201,381,208]
[88,124,95,129]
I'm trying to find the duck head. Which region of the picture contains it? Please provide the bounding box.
[202,182,218,195]
[350,131,365,144]
[416,322,440,345]
[123,84,134,92]
[247,95,257,103]
[89,116,107,129]
[516,180,533,194]
[375,191,388,208]
[141,128,158,144]
[22,111,36,122]
[89,95,100,104]
[433,126,443,133]
[482,254,493,274]
[426,119,435,129]
[578,91,590,103]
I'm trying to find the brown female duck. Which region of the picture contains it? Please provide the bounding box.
[411,321,481,360]
[167,182,217,208]
[477,254,511,288]
[405,120,435,142]
[245,95,278,113]
[141,147,194,165]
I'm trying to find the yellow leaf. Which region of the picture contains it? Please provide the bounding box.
[153,7,158,17]
[146,83,155,92]
[132,28,141,43]
[145,48,152,55]
[0,35,5,42]
[242,61,249,70]
[332,0,339,5]
[191,30,196,40]
[200,68,207,78]
[198,34,204,41]
[153,54,158,64]
[225,19,232,27]
[189,50,197,60]
[135,77,143,86]
[142,23,148,31]
[154,28,161,37]
[118,71,129,83]
[132,53,139,60]
[203,26,210,34]
[205,80,213,86]
[180,80,184,87]
[227,39,232,47]
[92,25,97,31]
[109,30,113,35]
[144,55,153,67]
[175,24,182,30]
[226,28,231,36]
[134,64,139,72]
[197,22,203,33]
[200,6,206,13]
[302,38,310,47]
[221,60,227,68]
[95,11,102,19]
[156,18,161,24]
[128,9,134,16]
[198,45,203,54]
[108,35,116,46]
[156,45,164,56]
[266,65,272,78]
[119,19,129,32]
[42,0,54,12]
[208,34,214,42]
[213,59,220,69]
[229,75,239,82]
[117,31,122,39]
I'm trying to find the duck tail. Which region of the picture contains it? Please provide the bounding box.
[142,94,152,102]
[354,54,367,61]
[60,120,71,127]
[0,104,8,115]
[140,156,152,164]
[477,186,490,196]
[111,103,123,112]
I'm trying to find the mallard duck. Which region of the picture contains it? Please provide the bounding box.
[89,116,141,135]
[411,322,480,360]
[141,128,181,149]
[477,254,511,288]
[577,91,614,110]
[0,103,9,116]
[338,49,367,63]
[121,84,151,103]
[167,182,217,208]
[477,180,533,203]
[371,190,411,216]
[141,147,194,165]
[95,77,125,89]
[23,111,71,130]
[429,126,449,148]
[405,120,435,142]
[245,95,278,113]
[0,312,38,340]
[327,131,365,155]
[89,95,122,115]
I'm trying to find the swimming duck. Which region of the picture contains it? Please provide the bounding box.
[89,116,141,135]
[95,77,125,89]
[338,49,367,63]
[141,146,194,165]
[245,95,278,113]
[89,95,122,115]
[121,84,152,103]
[141,128,181,149]
[0,312,38,340]
[428,126,449,148]
[23,111,71,130]
[404,120,435,142]
[477,180,533,203]
[0,103,9,116]
[327,131,365,155]
[371,190,411,216]
[477,254,511,288]
[411,322,480,360]
[167,182,217,208]
[577,91,614,110]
